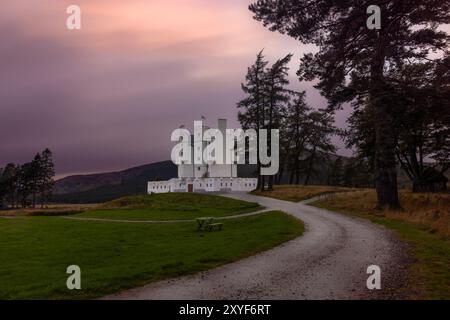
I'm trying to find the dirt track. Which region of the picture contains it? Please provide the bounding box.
[103,193,407,300]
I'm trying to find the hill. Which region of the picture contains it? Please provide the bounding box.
[51,155,421,204]
[52,161,177,203]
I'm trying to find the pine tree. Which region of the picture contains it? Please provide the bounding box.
[17,162,33,208]
[238,50,269,190]
[1,163,18,208]
[303,110,338,186]
[30,153,42,208]
[391,59,450,192]
[347,57,450,192]
[328,157,344,187]
[284,91,311,185]
[237,51,292,191]
[249,0,450,209]
[38,148,55,207]
[0,167,4,208]
[264,54,292,190]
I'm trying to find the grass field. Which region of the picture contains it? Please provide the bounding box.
[251,185,355,202]
[0,193,262,221]
[0,194,302,299]
[75,193,262,221]
[0,204,98,217]
[310,189,450,299]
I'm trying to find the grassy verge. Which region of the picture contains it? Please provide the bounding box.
[1,193,262,220]
[0,204,98,217]
[310,190,450,299]
[75,193,262,221]
[0,194,302,299]
[251,185,355,202]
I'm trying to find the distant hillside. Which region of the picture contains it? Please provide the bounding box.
[51,156,419,204]
[52,161,177,203]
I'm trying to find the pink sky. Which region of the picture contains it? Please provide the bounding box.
[1,1,357,177]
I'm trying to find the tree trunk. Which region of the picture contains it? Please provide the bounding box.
[373,96,401,209]
[32,191,36,208]
[370,32,401,210]
[289,167,294,185]
[304,147,316,186]
[295,157,300,185]
[41,192,45,209]
[268,175,274,191]
[257,163,262,189]
[277,164,284,184]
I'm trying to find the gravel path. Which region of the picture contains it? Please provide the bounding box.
[64,208,271,224]
[103,193,407,300]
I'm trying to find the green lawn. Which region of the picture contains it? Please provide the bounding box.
[0,210,303,299]
[75,193,261,221]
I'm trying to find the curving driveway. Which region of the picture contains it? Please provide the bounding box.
[103,193,407,300]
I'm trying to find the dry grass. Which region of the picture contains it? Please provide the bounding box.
[317,190,450,240]
[0,204,99,217]
[251,185,356,202]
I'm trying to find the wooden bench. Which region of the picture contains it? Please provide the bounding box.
[206,223,223,232]
[196,217,214,231]
[196,217,223,232]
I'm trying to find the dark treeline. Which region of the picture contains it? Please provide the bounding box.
[246,1,449,208]
[238,50,448,194]
[327,157,374,189]
[237,51,339,191]
[346,58,450,193]
[0,149,55,209]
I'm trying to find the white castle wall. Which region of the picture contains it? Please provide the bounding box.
[148,177,257,194]
[148,118,258,194]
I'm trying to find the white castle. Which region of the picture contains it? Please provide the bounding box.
[147,119,258,193]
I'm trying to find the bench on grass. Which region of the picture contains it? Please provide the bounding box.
[206,223,223,232]
[196,217,223,232]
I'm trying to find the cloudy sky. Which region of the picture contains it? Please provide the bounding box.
[1,0,352,178]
